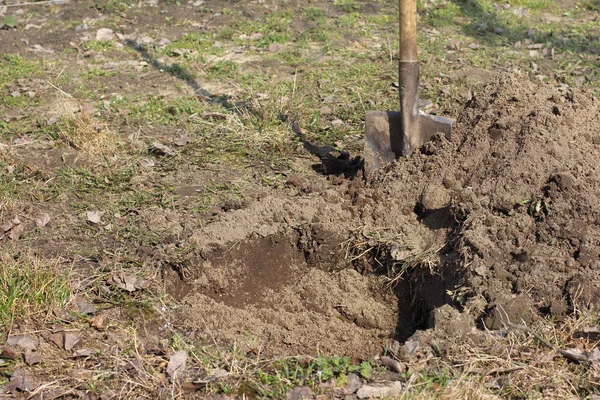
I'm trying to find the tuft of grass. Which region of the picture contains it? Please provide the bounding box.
[57,114,120,156]
[207,60,240,79]
[0,253,71,327]
[82,40,115,52]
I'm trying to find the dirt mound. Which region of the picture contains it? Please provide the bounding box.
[166,74,600,357]
[364,73,600,331]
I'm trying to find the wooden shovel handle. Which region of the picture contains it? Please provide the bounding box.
[400,0,418,62]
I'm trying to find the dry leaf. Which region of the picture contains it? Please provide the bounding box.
[24,349,40,365]
[166,350,188,380]
[151,141,175,156]
[86,211,102,224]
[342,373,362,394]
[589,347,600,363]
[48,332,64,348]
[36,213,51,228]
[76,296,97,315]
[6,367,36,393]
[73,348,93,357]
[559,348,589,363]
[182,381,207,393]
[139,158,155,168]
[380,356,406,373]
[0,346,20,360]
[7,334,38,352]
[174,135,191,147]
[2,220,14,232]
[111,272,149,293]
[7,223,24,240]
[89,312,107,330]
[208,368,229,379]
[64,332,82,351]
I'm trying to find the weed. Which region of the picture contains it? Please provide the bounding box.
[0,16,19,29]
[208,60,240,79]
[85,67,118,78]
[251,356,375,397]
[518,197,549,220]
[82,40,115,52]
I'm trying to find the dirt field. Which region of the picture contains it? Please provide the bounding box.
[1,0,600,398]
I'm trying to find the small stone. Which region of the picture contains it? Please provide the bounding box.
[268,43,284,53]
[96,28,115,41]
[158,38,171,47]
[286,386,314,400]
[319,106,333,115]
[330,118,344,128]
[356,382,403,399]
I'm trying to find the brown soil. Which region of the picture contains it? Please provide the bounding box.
[161,73,600,358]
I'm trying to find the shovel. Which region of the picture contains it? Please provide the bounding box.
[364,0,453,173]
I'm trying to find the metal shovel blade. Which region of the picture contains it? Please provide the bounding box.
[364,108,453,174]
[364,0,454,175]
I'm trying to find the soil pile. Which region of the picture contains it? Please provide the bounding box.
[170,74,600,357]
[362,73,600,333]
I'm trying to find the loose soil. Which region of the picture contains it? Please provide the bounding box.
[154,73,600,359]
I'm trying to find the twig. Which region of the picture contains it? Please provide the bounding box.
[47,81,73,98]
[468,366,524,376]
[508,323,590,363]
[5,0,67,7]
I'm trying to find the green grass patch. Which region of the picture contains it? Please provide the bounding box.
[117,95,206,125]
[207,60,240,79]
[85,67,118,79]
[192,180,244,213]
[54,165,136,196]
[334,0,361,12]
[82,40,115,52]
[0,55,43,85]
[0,254,71,327]
[250,356,373,397]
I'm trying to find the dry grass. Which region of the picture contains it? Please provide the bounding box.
[437,313,600,399]
[57,114,120,157]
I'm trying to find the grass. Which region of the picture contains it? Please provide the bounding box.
[0,253,71,327]
[56,114,120,156]
[0,55,43,87]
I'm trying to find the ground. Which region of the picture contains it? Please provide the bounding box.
[0,0,600,398]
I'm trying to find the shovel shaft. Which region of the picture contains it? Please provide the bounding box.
[400,0,418,62]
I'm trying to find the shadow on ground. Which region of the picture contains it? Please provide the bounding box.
[126,39,364,177]
[440,0,599,56]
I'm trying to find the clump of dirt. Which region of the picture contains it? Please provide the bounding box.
[165,73,600,358]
